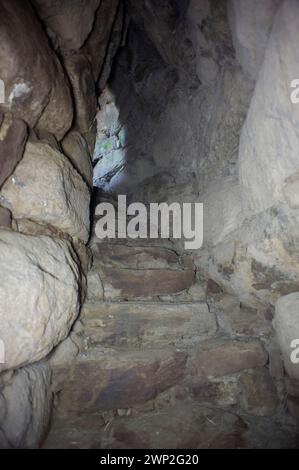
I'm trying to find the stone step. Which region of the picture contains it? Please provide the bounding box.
[87,243,195,301]
[100,402,247,449]
[43,401,247,449]
[92,243,191,270]
[98,266,195,300]
[82,301,217,349]
[53,347,188,414]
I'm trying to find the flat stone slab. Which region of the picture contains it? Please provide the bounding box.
[82,301,217,348]
[194,338,268,379]
[100,266,195,299]
[55,348,188,413]
[94,244,182,269]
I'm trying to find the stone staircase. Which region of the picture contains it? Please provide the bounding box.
[43,221,299,449]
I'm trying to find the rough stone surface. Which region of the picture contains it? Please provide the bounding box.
[239,0,299,215]
[287,397,299,420]
[274,293,299,380]
[216,295,272,338]
[83,0,121,81]
[101,402,247,449]
[95,2,251,195]
[0,141,90,243]
[201,178,245,247]
[0,206,11,228]
[187,377,240,407]
[94,244,186,269]
[0,116,27,188]
[100,266,195,300]
[228,0,281,81]
[239,368,279,416]
[195,202,299,307]
[0,362,52,449]
[63,54,97,136]
[195,339,268,379]
[32,0,101,51]
[82,301,217,349]
[55,348,187,413]
[0,0,73,140]
[61,131,93,189]
[0,230,81,371]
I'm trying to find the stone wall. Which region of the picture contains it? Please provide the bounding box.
[0,0,121,448]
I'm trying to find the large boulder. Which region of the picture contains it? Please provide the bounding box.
[195,200,299,307]
[0,230,81,371]
[0,0,73,140]
[0,141,90,243]
[274,293,299,379]
[228,0,281,81]
[238,0,299,215]
[0,362,52,449]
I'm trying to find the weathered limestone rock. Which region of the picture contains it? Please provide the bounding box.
[86,268,104,302]
[54,348,187,413]
[239,368,279,416]
[274,293,299,379]
[32,0,101,51]
[228,0,281,81]
[0,0,73,140]
[83,0,121,81]
[82,301,217,349]
[195,339,268,379]
[216,295,272,338]
[0,362,52,449]
[0,206,11,228]
[63,54,97,137]
[0,116,27,188]
[0,230,81,371]
[98,0,124,89]
[61,131,93,189]
[239,0,299,215]
[1,141,90,243]
[196,201,299,307]
[101,402,247,449]
[201,178,245,247]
